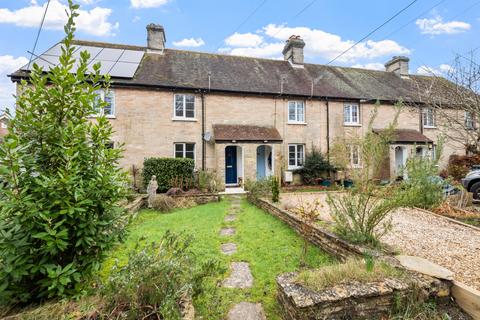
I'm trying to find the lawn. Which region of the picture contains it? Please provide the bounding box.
[102,197,334,319]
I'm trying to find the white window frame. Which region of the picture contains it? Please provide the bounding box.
[93,89,115,118]
[288,144,305,169]
[344,103,360,126]
[422,108,436,128]
[349,145,361,168]
[174,143,196,160]
[0,122,6,129]
[465,111,475,130]
[288,100,306,124]
[173,94,196,120]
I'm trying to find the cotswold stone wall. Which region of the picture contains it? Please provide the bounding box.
[276,272,451,320]
[172,193,220,205]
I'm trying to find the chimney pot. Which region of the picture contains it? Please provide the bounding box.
[282,35,305,66]
[146,23,166,53]
[385,56,409,77]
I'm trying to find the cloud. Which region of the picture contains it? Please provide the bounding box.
[173,38,205,48]
[221,24,410,63]
[416,64,453,76]
[0,0,119,36]
[416,15,471,35]
[351,62,385,71]
[0,55,29,111]
[225,32,263,47]
[131,0,170,8]
[132,15,141,23]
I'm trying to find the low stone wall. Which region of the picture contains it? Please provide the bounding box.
[248,196,374,260]
[276,272,451,320]
[172,193,220,205]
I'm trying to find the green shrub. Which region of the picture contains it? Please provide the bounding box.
[0,2,129,304]
[142,158,195,192]
[197,170,222,193]
[294,146,334,184]
[245,177,274,199]
[271,176,280,202]
[102,232,221,319]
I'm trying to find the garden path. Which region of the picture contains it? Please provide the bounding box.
[221,196,266,320]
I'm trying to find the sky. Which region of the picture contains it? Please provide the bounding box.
[0,0,479,111]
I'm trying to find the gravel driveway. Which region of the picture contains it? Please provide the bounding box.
[281,192,480,290]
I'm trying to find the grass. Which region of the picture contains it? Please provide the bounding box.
[101,198,334,319]
[295,258,404,292]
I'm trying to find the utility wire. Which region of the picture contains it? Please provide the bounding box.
[28,0,51,69]
[268,0,320,40]
[326,0,418,65]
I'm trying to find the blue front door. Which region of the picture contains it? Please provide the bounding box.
[225,146,237,184]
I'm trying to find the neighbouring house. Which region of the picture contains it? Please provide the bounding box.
[9,24,466,188]
[0,113,9,142]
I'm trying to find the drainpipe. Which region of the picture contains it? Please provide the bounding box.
[419,106,424,134]
[326,98,330,161]
[201,92,206,170]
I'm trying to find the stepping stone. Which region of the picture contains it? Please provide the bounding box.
[222,262,253,288]
[224,214,237,222]
[396,255,454,280]
[220,227,235,236]
[227,302,266,320]
[221,243,237,255]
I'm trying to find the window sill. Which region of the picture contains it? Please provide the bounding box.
[172,117,197,122]
[288,166,303,170]
[423,126,436,129]
[287,121,307,125]
[344,123,361,127]
[88,115,116,119]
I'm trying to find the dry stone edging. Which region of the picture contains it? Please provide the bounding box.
[227,302,266,320]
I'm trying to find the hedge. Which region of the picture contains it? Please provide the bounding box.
[142,157,195,192]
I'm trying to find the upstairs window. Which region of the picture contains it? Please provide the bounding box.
[422,108,435,128]
[93,89,115,117]
[465,111,474,130]
[174,94,195,119]
[174,143,195,160]
[288,101,305,123]
[1,122,6,129]
[344,103,359,125]
[288,144,304,169]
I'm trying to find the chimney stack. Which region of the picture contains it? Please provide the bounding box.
[146,23,166,54]
[385,56,409,77]
[282,35,305,66]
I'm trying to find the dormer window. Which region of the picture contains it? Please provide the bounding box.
[174,94,195,120]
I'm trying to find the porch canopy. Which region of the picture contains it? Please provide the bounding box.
[213,124,282,143]
[373,129,433,144]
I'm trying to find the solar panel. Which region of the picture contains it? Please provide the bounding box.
[21,42,144,78]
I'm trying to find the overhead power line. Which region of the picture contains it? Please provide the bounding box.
[28,0,51,69]
[326,0,419,66]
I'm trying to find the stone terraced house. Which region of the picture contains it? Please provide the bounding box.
[10,24,466,189]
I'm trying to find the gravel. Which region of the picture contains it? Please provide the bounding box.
[280,192,480,291]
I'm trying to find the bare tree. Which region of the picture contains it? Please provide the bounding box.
[413,51,480,154]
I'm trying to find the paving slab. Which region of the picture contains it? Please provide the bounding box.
[221,243,237,255]
[396,255,454,280]
[225,214,237,222]
[220,227,235,236]
[227,302,266,320]
[223,262,253,288]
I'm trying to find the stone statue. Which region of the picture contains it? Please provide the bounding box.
[147,175,158,208]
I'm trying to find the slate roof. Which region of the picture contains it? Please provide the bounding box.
[213,124,282,142]
[9,39,455,103]
[374,129,433,144]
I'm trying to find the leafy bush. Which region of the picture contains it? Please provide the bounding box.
[142,158,195,192]
[446,154,480,181]
[102,232,221,319]
[151,194,176,212]
[294,147,334,184]
[244,177,274,199]
[327,185,401,246]
[0,2,128,304]
[197,170,223,193]
[271,176,280,202]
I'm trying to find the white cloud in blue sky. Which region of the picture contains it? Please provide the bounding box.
[416,15,471,35]
[0,0,118,36]
[225,32,263,47]
[173,37,205,48]
[130,0,170,9]
[0,55,28,110]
